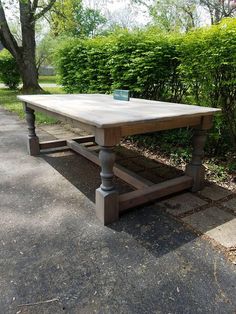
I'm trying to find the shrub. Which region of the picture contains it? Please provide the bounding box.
[54,20,236,155]
[109,30,183,102]
[0,49,20,89]
[54,29,183,101]
[54,37,114,93]
[179,18,236,152]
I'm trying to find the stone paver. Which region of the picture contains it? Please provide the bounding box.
[158,192,207,216]
[199,184,232,201]
[182,207,236,248]
[223,197,236,214]
[40,124,76,139]
[0,107,236,313]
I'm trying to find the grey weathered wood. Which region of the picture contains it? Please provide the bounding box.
[96,146,119,225]
[18,94,220,129]
[114,164,153,189]
[121,116,202,136]
[73,135,95,143]
[96,189,119,225]
[39,139,67,150]
[98,146,116,191]
[185,128,207,192]
[67,140,99,165]
[19,94,220,224]
[22,103,96,134]
[24,104,40,156]
[185,116,213,192]
[119,176,193,212]
[66,140,152,189]
[39,135,95,150]
[87,145,100,152]
[95,127,121,146]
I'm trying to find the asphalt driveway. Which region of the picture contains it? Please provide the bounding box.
[0,107,235,314]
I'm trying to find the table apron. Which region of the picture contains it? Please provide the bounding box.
[121,116,205,136]
[26,103,96,135]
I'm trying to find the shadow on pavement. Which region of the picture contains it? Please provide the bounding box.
[42,148,199,257]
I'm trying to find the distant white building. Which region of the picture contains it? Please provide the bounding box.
[38,66,55,76]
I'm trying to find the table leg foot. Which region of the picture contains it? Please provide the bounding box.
[185,164,205,192]
[95,146,119,225]
[96,188,119,225]
[27,137,40,156]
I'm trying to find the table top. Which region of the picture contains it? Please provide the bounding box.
[18,94,220,128]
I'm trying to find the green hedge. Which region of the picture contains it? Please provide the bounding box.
[55,19,236,154]
[0,49,20,89]
[55,30,183,102]
[54,37,114,93]
[179,18,236,153]
[109,31,183,102]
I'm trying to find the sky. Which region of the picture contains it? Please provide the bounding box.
[4,0,211,32]
[83,0,151,27]
[83,0,211,27]
[4,0,150,29]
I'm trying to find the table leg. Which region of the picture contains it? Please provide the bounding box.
[96,146,119,225]
[25,105,40,156]
[185,128,207,192]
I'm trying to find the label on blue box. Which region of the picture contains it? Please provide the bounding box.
[113,90,130,101]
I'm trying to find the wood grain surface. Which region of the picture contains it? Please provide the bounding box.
[18,94,220,128]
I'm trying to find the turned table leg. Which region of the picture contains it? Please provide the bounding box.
[96,146,119,225]
[24,104,40,156]
[185,128,207,192]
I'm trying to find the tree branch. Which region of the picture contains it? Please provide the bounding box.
[0,0,20,58]
[32,0,39,12]
[34,0,56,20]
[131,0,152,10]
[181,5,196,28]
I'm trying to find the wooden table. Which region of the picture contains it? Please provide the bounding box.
[18,94,220,225]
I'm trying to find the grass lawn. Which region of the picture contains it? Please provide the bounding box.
[0,76,58,85]
[38,76,58,84]
[0,87,64,124]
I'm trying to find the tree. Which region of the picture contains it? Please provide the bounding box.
[36,33,58,74]
[104,4,141,29]
[133,0,200,32]
[50,0,106,38]
[151,0,199,31]
[200,0,236,24]
[77,7,107,37]
[0,0,56,92]
[50,0,79,36]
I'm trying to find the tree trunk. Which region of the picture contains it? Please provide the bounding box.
[0,0,57,93]
[17,51,42,93]
[214,6,221,23]
[18,1,42,93]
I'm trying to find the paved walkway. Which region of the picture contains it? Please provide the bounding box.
[0,107,236,313]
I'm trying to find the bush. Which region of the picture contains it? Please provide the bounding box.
[54,29,183,101]
[179,18,236,153]
[0,49,20,89]
[54,20,236,155]
[54,39,88,93]
[109,30,183,102]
